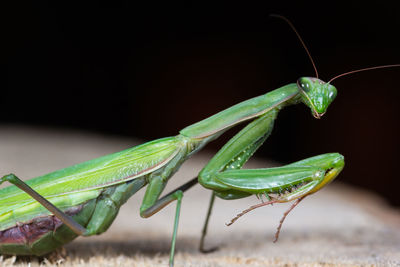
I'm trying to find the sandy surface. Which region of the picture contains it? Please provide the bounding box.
[0,126,399,267]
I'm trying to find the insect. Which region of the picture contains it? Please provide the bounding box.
[0,16,397,267]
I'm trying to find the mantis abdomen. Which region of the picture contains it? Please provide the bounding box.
[0,177,146,255]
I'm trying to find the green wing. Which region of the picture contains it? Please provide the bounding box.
[0,136,184,230]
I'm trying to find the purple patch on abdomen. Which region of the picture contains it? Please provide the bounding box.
[0,205,83,245]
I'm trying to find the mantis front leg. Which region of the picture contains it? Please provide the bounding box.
[198,109,278,249]
[197,108,344,247]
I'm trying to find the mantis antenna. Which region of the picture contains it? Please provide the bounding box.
[328,64,400,83]
[270,14,319,78]
[271,15,400,82]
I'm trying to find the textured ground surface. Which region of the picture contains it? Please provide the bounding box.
[0,126,399,267]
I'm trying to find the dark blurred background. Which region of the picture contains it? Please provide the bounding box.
[3,3,400,206]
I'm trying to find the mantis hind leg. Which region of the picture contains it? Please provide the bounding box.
[0,174,88,236]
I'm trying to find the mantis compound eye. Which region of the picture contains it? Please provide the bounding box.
[297,78,312,92]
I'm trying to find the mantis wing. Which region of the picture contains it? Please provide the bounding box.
[0,136,183,230]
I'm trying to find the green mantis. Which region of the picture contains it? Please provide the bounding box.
[7,15,397,266]
[0,76,344,266]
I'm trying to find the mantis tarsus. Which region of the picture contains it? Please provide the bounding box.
[0,16,398,267]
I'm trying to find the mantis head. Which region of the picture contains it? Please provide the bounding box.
[297,77,337,119]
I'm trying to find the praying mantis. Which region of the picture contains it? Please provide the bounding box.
[0,79,344,265]
[0,16,398,267]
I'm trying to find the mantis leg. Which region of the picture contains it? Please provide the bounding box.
[203,154,343,240]
[140,176,197,267]
[197,110,278,248]
[197,107,344,240]
[199,192,218,253]
[0,174,87,236]
[199,110,278,194]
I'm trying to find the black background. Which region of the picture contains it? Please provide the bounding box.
[3,3,400,206]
